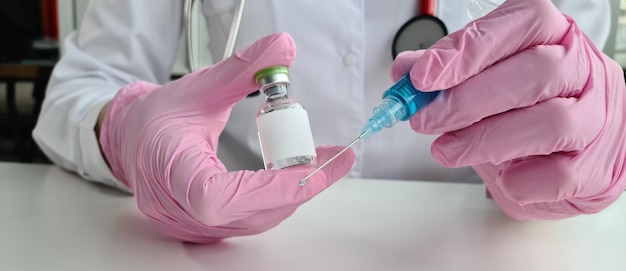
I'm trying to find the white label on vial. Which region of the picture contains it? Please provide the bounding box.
[256,108,316,164]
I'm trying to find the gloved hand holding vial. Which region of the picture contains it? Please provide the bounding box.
[97,33,355,243]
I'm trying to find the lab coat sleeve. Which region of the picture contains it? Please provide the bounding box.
[32,0,184,192]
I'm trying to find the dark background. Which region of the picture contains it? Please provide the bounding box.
[1,0,57,163]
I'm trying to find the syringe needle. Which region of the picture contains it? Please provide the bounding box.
[299,131,367,186]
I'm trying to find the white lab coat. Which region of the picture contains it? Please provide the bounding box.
[32,0,610,191]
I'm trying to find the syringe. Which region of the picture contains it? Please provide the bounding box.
[299,75,441,186]
[361,74,441,137]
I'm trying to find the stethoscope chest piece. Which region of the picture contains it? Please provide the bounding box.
[391,0,447,59]
[392,15,447,59]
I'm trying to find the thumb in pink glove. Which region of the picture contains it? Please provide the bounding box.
[99,33,355,243]
[391,0,626,220]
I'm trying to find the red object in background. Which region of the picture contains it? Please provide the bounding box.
[419,0,436,16]
[40,0,58,40]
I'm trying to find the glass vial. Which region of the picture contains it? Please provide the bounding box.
[254,66,317,170]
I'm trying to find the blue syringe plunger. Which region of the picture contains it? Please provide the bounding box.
[360,75,440,138]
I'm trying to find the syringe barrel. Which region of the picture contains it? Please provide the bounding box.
[360,75,441,138]
[382,75,440,121]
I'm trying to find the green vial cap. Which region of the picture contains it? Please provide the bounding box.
[254,66,289,83]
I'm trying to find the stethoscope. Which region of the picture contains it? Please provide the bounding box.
[184,0,447,72]
[184,0,246,72]
[391,0,447,59]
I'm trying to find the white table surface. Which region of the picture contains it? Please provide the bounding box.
[1,162,625,271]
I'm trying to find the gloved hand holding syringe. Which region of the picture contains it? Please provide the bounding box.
[299,75,441,185]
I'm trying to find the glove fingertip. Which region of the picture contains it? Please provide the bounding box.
[430,142,454,168]
[431,134,470,168]
[390,50,425,82]
[234,32,296,67]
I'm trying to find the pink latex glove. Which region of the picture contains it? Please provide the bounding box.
[392,0,626,220]
[99,33,354,243]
